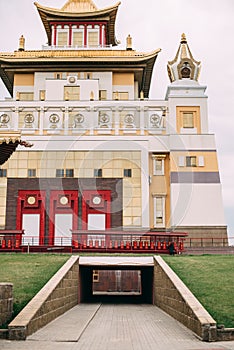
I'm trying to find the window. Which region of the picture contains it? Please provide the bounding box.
[57,31,68,46]
[152,156,165,176]
[183,112,194,128]
[186,156,197,167]
[99,90,107,101]
[73,31,83,46]
[94,169,102,177]
[88,31,99,47]
[64,86,80,101]
[17,92,34,101]
[28,169,36,178]
[124,169,132,177]
[55,73,62,79]
[154,197,165,227]
[0,169,7,177]
[56,169,64,178]
[65,169,74,178]
[113,92,129,100]
[56,169,74,178]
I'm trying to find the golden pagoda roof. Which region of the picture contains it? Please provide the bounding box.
[0,48,161,97]
[34,1,121,46]
[61,0,98,12]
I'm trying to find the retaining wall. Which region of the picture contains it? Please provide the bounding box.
[153,256,217,341]
[0,283,13,326]
[8,255,79,340]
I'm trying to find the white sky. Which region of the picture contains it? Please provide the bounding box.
[0,0,233,240]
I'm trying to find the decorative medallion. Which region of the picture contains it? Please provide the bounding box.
[27,196,36,205]
[74,113,84,126]
[24,114,34,123]
[49,114,60,124]
[92,196,101,205]
[59,196,69,205]
[0,114,10,127]
[150,114,162,128]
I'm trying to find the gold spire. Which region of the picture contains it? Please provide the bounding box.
[18,35,25,51]
[181,33,187,43]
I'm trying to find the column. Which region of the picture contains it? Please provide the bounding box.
[64,107,69,135]
[39,107,44,135]
[141,146,150,228]
[140,107,145,135]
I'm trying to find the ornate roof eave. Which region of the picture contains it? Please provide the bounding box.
[0,132,33,165]
[0,48,160,97]
[34,1,121,46]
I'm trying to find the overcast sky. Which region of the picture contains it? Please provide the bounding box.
[0,0,233,241]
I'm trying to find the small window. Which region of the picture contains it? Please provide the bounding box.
[186,156,196,167]
[0,169,7,177]
[73,31,83,46]
[94,169,102,177]
[124,169,132,178]
[57,31,68,46]
[183,112,194,128]
[154,197,165,227]
[153,158,164,176]
[64,86,80,101]
[28,169,36,178]
[99,90,107,101]
[18,92,34,101]
[113,92,129,100]
[88,31,99,47]
[55,73,62,80]
[65,169,74,178]
[56,169,64,178]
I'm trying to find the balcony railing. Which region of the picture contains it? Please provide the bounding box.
[0,100,167,136]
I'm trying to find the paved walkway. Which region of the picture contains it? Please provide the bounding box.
[1,304,234,350]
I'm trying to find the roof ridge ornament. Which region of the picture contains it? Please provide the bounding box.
[167,33,201,83]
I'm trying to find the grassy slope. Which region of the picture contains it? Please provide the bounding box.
[163,255,234,328]
[0,254,70,321]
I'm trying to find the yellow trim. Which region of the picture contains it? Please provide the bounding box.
[14,74,34,86]
[176,106,201,134]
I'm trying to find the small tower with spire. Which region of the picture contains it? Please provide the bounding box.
[167,33,201,82]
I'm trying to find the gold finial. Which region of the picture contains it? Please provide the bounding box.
[181,33,187,43]
[90,91,94,101]
[126,34,132,50]
[18,35,25,51]
[140,90,144,100]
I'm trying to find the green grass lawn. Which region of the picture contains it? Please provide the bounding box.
[163,255,234,328]
[0,254,70,323]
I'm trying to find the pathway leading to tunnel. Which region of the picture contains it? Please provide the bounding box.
[1,304,234,350]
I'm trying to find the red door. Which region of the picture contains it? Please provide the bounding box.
[17,191,46,245]
[49,190,78,245]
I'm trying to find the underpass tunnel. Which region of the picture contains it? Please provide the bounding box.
[79,266,154,304]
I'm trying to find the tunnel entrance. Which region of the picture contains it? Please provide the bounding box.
[79,266,154,304]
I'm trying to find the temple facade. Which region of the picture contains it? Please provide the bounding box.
[0,0,227,247]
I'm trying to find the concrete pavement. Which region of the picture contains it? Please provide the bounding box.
[1,304,234,350]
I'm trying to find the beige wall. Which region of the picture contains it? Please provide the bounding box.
[112,73,134,86]
[14,74,34,86]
